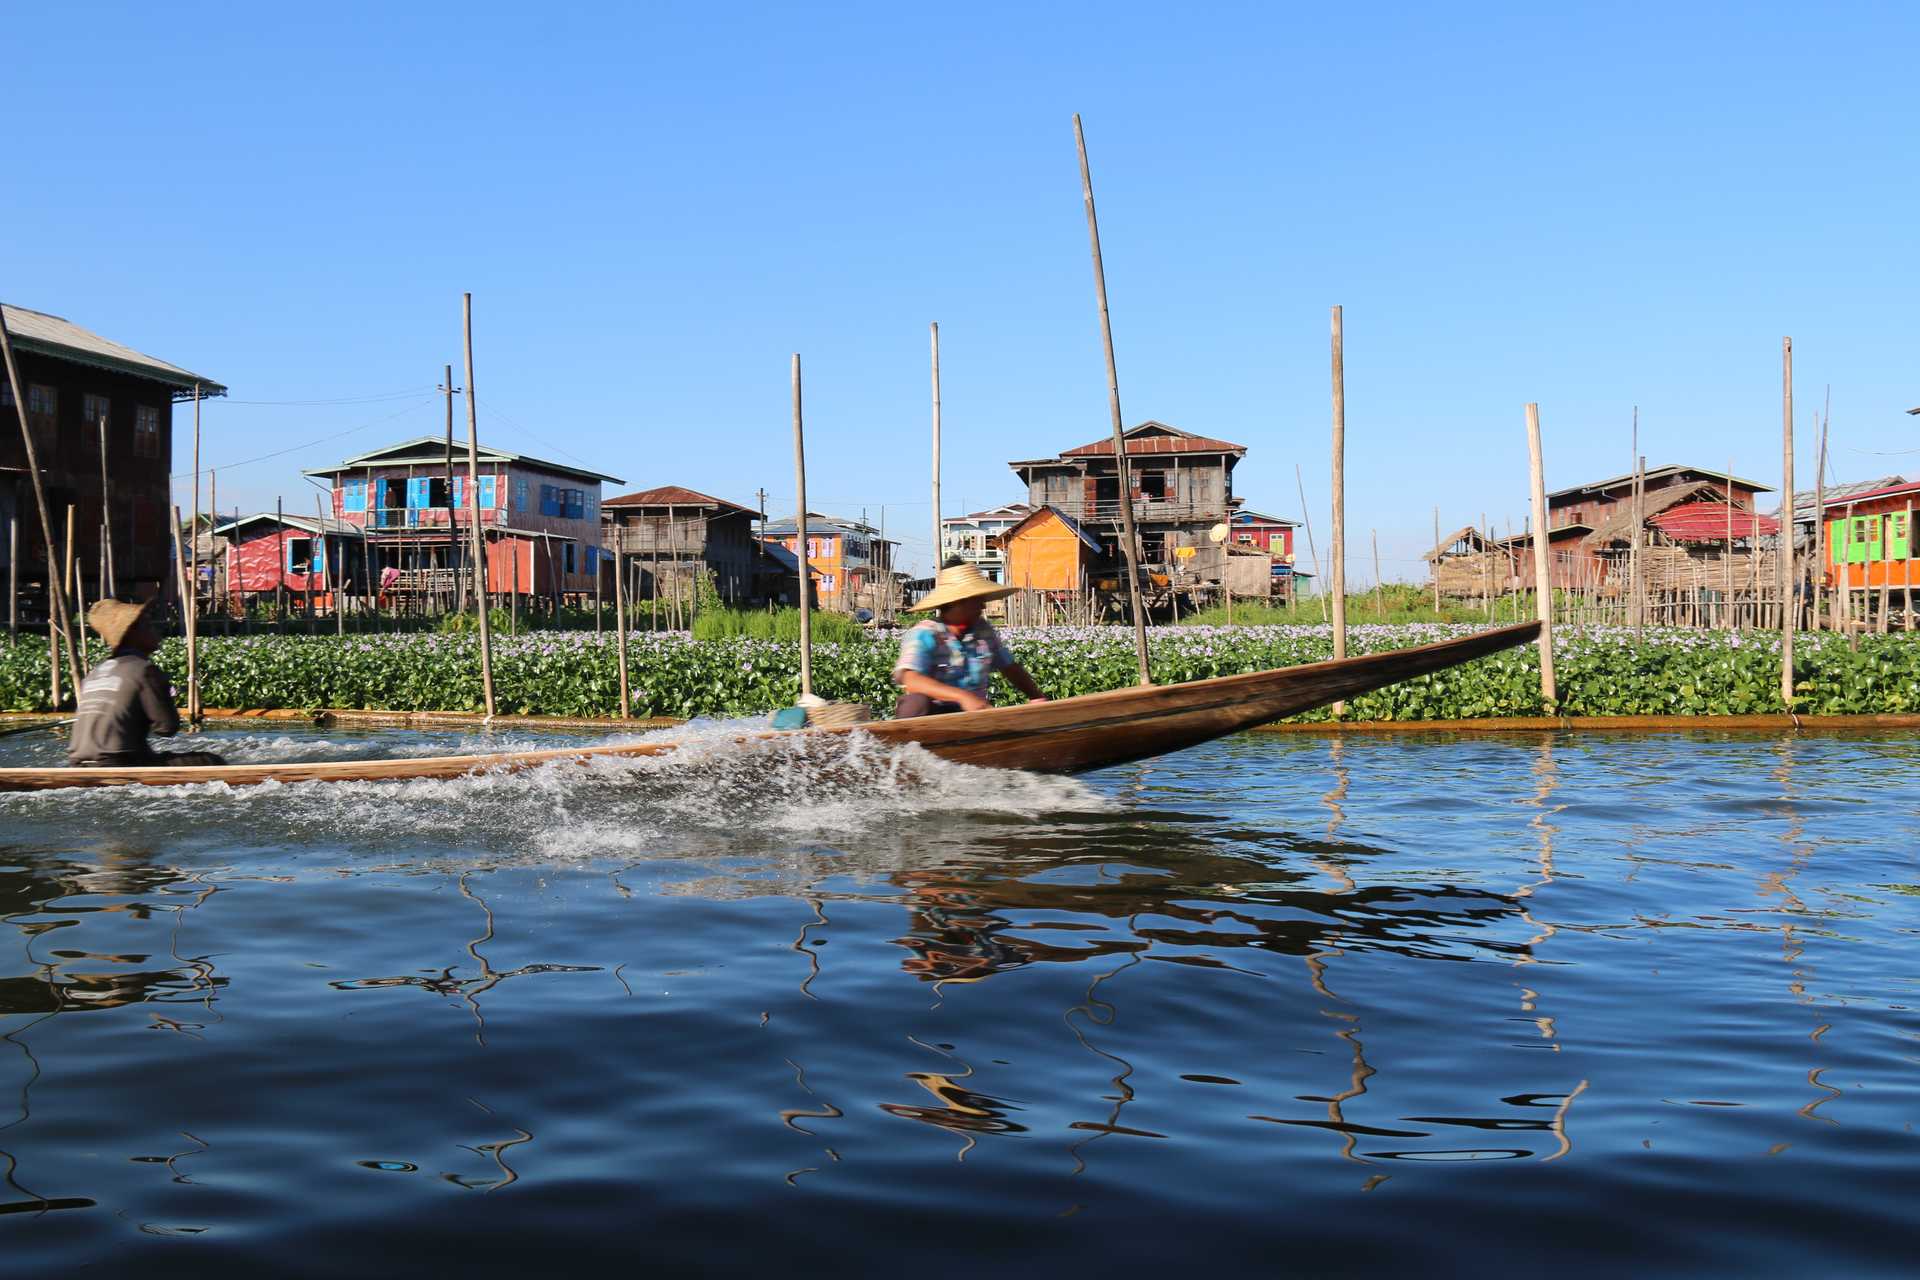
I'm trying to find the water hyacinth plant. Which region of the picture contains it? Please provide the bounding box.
[1,625,1916,719]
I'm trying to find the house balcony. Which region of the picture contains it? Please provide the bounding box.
[603,524,709,556]
[1047,499,1229,526]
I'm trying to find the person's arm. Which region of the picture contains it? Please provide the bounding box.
[897,668,990,712]
[140,663,181,738]
[1002,661,1047,702]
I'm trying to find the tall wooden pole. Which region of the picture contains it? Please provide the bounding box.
[443,363,458,611]
[7,516,15,634]
[1526,403,1556,704]
[1073,113,1150,685]
[612,543,630,719]
[1629,408,1643,640]
[188,383,201,721]
[1722,456,1734,628]
[68,504,88,677]
[1370,527,1382,616]
[462,293,496,718]
[930,321,943,575]
[1812,412,1828,630]
[1296,463,1326,623]
[1780,337,1795,707]
[208,469,217,622]
[792,353,813,700]
[1432,506,1442,612]
[1330,305,1348,712]
[0,305,82,701]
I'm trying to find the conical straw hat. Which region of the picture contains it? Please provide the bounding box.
[88,598,153,649]
[910,562,1018,612]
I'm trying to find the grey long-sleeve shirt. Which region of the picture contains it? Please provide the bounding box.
[68,652,180,764]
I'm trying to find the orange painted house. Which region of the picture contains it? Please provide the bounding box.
[997,506,1104,591]
[757,513,896,608]
[1818,479,1920,589]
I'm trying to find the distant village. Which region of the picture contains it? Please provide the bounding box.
[4,302,1914,629]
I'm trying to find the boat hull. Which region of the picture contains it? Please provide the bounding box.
[0,623,1539,791]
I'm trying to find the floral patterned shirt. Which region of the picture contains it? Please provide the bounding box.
[894,618,1014,697]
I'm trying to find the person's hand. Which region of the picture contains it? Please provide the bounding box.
[1028,694,1050,703]
[955,690,992,712]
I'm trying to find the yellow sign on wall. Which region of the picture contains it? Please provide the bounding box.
[1173,545,1197,561]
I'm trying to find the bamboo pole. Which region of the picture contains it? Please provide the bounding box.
[1432,506,1441,612]
[208,470,217,624]
[169,505,192,663]
[462,292,496,718]
[1723,455,1734,629]
[1812,414,1828,629]
[792,353,813,700]
[1526,404,1556,703]
[1074,113,1150,684]
[7,516,15,633]
[1330,305,1347,714]
[1295,464,1326,623]
[70,507,88,677]
[189,382,201,720]
[0,306,82,701]
[1780,337,1795,706]
[612,544,630,718]
[930,321,943,573]
[1630,411,1643,640]
[1370,527,1382,617]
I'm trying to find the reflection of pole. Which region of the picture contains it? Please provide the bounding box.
[1073,113,1150,685]
[462,293,496,718]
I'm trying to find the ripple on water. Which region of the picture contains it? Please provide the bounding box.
[1,728,1918,1276]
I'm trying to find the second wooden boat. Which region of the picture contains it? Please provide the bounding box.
[0,623,1539,792]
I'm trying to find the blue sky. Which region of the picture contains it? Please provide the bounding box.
[7,3,1916,578]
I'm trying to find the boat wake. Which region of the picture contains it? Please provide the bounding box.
[0,721,1109,862]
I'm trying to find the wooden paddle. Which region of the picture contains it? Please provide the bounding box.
[0,718,74,739]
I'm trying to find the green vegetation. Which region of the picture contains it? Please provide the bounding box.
[5,624,1919,722]
[1179,585,1552,627]
[691,607,867,644]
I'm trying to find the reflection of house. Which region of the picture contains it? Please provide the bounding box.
[940,503,1030,581]
[758,513,897,612]
[304,437,621,608]
[1008,421,1245,588]
[0,304,225,615]
[601,485,760,603]
[997,506,1102,591]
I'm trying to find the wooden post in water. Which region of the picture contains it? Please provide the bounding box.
[462,292,496,718]
[1074,113,1150,684]
[169,506,193,677]
[930,321,943,573]
[1526,403,1556,704]
[69,505,88,676]
[1329,305,1348,713]
[1432,506,1441,613]
[189,382,201,720]
[7,516,15,634]
[1629,410,1643,639]
[792,353,813,700]
[612,543,630,719]
[1722,456,1734,628]
[208,470,217,625]
[1295,464,1326,623]
[1812,415,1827,629]
[1779,337,1795,707]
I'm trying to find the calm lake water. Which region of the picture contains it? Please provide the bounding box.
[1,723,1918,1275]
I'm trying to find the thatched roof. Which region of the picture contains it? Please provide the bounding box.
[1424,525,1496,562]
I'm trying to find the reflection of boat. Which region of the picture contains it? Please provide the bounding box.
[0,623,1538,791]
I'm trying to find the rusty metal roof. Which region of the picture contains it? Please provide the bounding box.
[2,303,225,399]
[604,484,755,515]
[1650,501,1780,542]
[1061,421,1247,458]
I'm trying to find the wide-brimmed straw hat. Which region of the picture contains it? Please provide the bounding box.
[911,562,1018,613]
[88,598,153,649]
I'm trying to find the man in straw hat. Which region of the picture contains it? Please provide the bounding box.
[893,562,1048,718]
[68,599,227,768]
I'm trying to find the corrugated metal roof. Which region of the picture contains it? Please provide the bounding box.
[214,512,360,538]
[1649,501,1780,542]
[604,484,755,515]
[303,436,622,486]
[1062,421,1247,457]
[2,304,225,398]
[760,513,889,538]
[1547,464,1772,501]
[1778,476,1910,519]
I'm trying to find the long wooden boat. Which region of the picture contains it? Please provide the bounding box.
[0,623,1538,792]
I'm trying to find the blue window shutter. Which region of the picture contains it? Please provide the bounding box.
[480,476,496,509]
[285,537,294,573]
[453,476,464,508]
[314,538,327,576]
